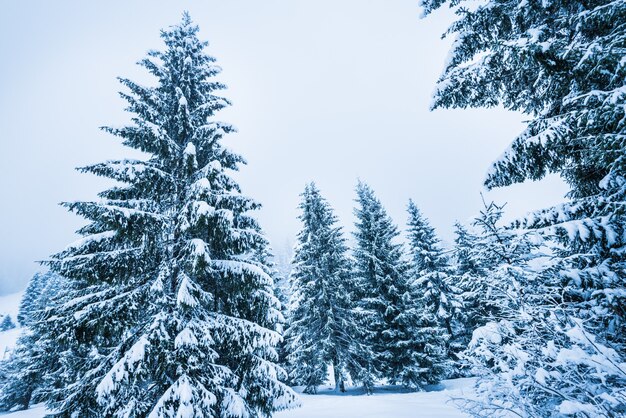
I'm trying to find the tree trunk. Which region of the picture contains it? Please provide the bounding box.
[333,361,345,393]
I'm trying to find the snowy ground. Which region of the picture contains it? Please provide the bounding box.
[276,379,473,418]
[0,327,20,361]
[0,292,21,320]
[0,407,45,418]
[0,380,474,418]
[0,292,22,360]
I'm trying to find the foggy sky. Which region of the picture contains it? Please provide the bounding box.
[0,0,568,295]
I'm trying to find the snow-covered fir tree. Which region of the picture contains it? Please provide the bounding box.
[422,0,626,414]
[352,182,424,389]
[451,222,482,278]
[0,329,51,411]
[458,202,587,417]
[271,269,292,388]
[285,183,360,393]
[451,221,485,352]
[14,13,297,418]
[17,273,46,327]
[452,204,527,340]
[17,271,64,327]
[0,316,15,332]
[453,203,557,391]
[271,241,293,375]
[405,200,457,382]
[0,271,65,411]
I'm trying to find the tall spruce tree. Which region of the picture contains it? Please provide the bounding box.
[452,217,493,358]
[272,270,292,388]
[285,183,358,394]
[16,14,297,418]
[422,1,626,415]
[405,200,457,382]
[452,222,482,278]
[352,182,421,389]
[451,220,487,354]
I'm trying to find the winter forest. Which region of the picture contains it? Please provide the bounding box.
[0,1,624,417]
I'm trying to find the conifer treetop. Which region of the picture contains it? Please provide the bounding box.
[406,199,448,274]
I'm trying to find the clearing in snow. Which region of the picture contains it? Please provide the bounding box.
[276,380,473,418]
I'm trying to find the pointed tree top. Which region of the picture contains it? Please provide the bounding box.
[181,10,193,25]
[406,199,447,272]
[304,181,319,194]
[407,198,420,216]
[159,11,205,51]
[355,180,379,207]
[172,11,196,33]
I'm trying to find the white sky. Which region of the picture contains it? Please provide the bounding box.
[0,0,568,294]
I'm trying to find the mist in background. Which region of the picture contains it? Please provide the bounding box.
[0,0,568,294]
